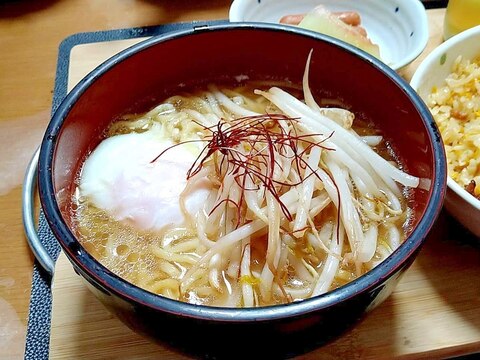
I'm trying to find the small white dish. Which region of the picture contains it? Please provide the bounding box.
[229,0,429,70]
[410,25,480,238]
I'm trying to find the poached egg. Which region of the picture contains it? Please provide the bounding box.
[79,125,210,232]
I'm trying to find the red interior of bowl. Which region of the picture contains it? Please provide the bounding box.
[51,26,435,230]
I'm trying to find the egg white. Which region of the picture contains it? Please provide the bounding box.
[79,125,210,231]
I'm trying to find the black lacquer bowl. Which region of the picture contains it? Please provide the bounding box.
[37,23,447,359]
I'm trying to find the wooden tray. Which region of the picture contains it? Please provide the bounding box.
[49,9,480,359]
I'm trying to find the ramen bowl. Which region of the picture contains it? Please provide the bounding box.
[37,23,446,358]
[410,25,480,238]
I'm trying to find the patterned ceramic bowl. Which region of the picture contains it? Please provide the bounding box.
[230,0,429,70]
[411,25,480,238]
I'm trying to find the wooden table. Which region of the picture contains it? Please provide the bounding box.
[0,2,478,359]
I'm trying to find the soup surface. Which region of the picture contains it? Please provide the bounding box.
[73,68,418,307]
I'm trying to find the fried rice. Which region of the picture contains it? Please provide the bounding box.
[427,55,480,199]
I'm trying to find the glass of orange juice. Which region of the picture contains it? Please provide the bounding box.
[444,0,480,40]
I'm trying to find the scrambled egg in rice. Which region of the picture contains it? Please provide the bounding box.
[427,55,480,199]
